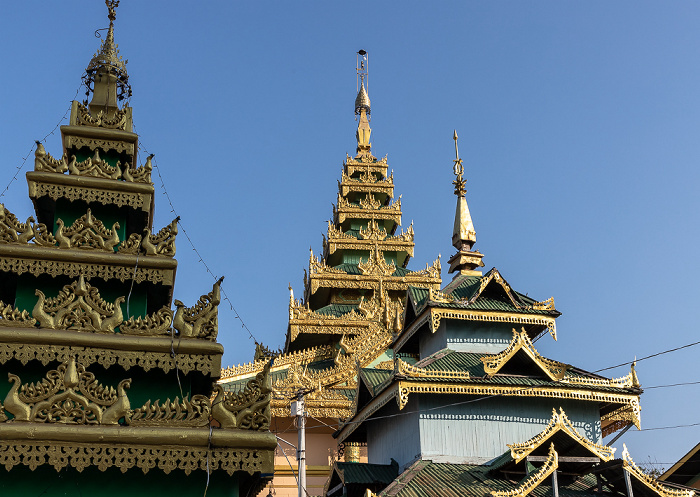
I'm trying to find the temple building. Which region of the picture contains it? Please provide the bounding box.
[220,53,695,497]
[0,2,274,496]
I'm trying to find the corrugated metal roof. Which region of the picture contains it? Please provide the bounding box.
[379,460,602,497]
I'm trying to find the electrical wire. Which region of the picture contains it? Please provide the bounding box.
[131,131,261,345]
[593,340,700,373]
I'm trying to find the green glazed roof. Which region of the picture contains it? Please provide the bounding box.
[315,303,359,317]
[336,460,399,485]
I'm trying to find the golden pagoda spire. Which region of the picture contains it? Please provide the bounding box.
[355,50,373,158]
[448,130,485,274]
[83,0,131,116]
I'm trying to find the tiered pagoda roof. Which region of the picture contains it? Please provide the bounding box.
[0,3,274,495]
[220,65,441,418]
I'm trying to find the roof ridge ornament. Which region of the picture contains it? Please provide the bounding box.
[83,0,132,115]
[355,50,374,159]
[448,130,485,274]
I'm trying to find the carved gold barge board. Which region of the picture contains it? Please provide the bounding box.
[60,124,138,158]
[491,444,558,497]
[0,244,176,285]
[0,328,223,375]
[27,171,153,212]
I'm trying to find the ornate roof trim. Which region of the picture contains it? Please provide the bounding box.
[490,444,559,497]
[507,408,616,463]
[396,358,471,381]
[480,328,568,381]
[623,445,696,497]
[219,344,336,381]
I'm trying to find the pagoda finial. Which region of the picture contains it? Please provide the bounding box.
[83,0,131,116]
[355,50,373,158]
[448,130,485,275]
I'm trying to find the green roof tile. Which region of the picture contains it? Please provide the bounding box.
[316,303,359,317]
[336,460,399,485]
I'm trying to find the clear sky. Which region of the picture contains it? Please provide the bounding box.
[2,0,699,470]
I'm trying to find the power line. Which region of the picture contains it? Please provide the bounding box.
[132,131,260,345]
[594,340,700,373]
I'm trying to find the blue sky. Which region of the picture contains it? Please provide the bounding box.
[2,1,700,468]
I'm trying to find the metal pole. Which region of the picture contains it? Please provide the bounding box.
[295,394,306,497]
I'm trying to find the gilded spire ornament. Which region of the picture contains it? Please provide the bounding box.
[83,0,131,115]
[448,130,484,274]
[355,50,373,158]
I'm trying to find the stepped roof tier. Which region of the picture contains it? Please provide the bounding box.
[0,3,274,495]
[220,65,442,425]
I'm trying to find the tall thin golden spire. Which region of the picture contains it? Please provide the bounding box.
[83,0,131,115]
[448,130,485,275]
[355,50,373,158]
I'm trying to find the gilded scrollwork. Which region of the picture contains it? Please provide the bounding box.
[359,219,387,241]
[480,328,568,381]
[33,275,124,332]
[173,277,222,340]
[119,306,173,336]
[0,203,36,244]
[213,362,271,430]
[220,344,335,380]
[0,442,268,475]
[63,135,135,156]
[67,149,123,180]
[35,142,69,173]
[53,209,121,251]
[0,342,216,375]
[622,444,695,497]
[358,245,396,276]
[0,301,36,328]
[309,249,347,275]
[507,407,616,463]
[396,358,470,381]
[130,395,211,427]
[122,154,152,183]
[27,179,149,209]
[73,101,130,130]
[490,444,558,497]
[3,357,130,425]
[141,216,178,256]
[427,308,557,340]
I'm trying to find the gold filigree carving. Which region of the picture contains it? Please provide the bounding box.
[130,395,211,427]
[481,328,567,381]
[0,343,216,375]
[359,219,387,241]
[174,277,222,340]
[392,380,640,413]
[507,408,615,463]
[0,255,169,284]
[396,358,470,381]
[220,344,336,380]
[490,444,558,497]
[0,203,35,244]
[601,400,642,431]
[0,442,268,475]
[309,249,347,275]
[359,194,382,209]
[622,445,695,497]
[33,275,124,332]
[122,154,152,183]
[63,135,135,156]
[358,245,396,276]
[427,308,556,340]
[35,143,69,173]
[213,362,271,430]
[141,216,178,256]
[68,149,123,180]
[53,209,120,251]
[74,101,129,130]
[0,301,36,328]
[116,232,141,254]
[562,365,638,389]
[28,179,148,209]
[4,357,130,425]
[119,306,174,336]
[533,297,556,311]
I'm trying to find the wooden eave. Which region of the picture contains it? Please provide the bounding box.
[60,123,139,157]
[0,243,177,286]
[339,179,394,198]
[326,236,414,259]
[394,305,555,355]
[308,272,441,296]
[0,422,275,475]
[335,205,402,225]
[0,326,223,376]
[27,170,154,214]
[345,162,388,177]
